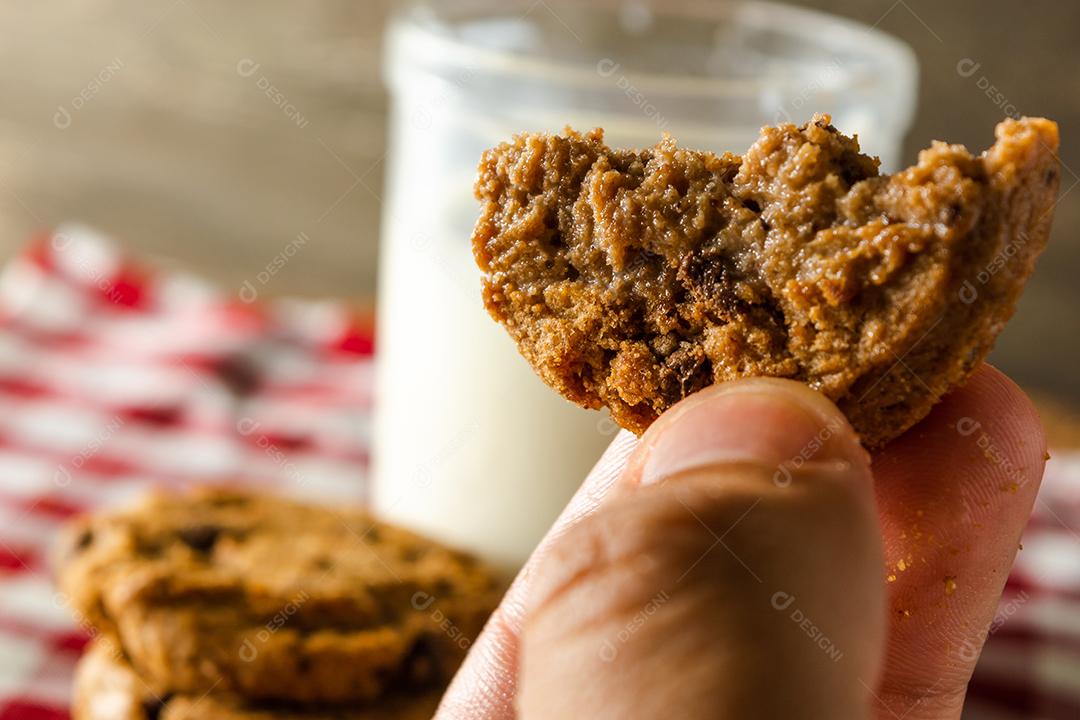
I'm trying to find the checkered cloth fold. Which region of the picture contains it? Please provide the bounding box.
[0,227,1076,719]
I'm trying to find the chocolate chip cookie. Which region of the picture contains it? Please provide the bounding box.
[72,640,442,720]
[58,488,502,704]
[472,115,1060,448]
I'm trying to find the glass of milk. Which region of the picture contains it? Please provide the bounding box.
[375,0,918,569]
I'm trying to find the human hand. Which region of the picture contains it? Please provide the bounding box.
[436,365,1046,720]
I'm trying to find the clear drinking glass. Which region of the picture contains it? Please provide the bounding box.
[375,0,918,569]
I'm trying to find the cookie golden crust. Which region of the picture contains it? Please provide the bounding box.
[472,115,1060,448]
[58,488,502,704]
[72,640,443,720]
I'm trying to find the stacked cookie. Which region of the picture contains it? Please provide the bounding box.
[57,488,504,719]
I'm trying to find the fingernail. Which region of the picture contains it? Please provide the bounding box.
[639,378,868,486]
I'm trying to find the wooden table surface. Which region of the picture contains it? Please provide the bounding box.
[0,0,1076,403]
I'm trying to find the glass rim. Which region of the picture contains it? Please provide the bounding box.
[386,0,918,103]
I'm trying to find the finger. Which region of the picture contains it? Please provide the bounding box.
[520,379,886,719]
[870,364,1047,720]
[435,429,639,720]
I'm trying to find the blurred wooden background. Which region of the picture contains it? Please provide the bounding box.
[0,0,1076,401]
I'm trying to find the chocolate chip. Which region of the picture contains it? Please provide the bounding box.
[679,251,748,315]
[658,345,712,405]
[402,635,439,685]
[400,546,424,563]
[177,525,221,553]
[72,528,94,553]
[141,695,170,720]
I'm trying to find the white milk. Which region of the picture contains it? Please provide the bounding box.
[373,116,616,570]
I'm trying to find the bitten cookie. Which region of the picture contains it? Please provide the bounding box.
[72,639,443,720]
[58,488,502,703]
[472,115,1060,448]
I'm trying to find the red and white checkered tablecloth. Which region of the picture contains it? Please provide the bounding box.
[0,226,374,719]
[0,227,1077,719]
[965,458,1080,720]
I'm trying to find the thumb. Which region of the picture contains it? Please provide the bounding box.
[519,379,887,719]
